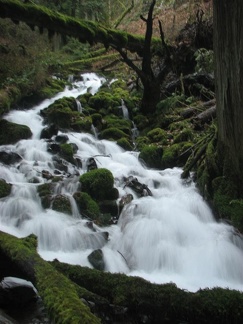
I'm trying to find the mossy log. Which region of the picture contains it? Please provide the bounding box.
[0,231,100,324]
[0,0,157,55]
[1,231,243,323]
[51,260,243,324]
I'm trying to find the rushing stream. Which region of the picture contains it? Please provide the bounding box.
[1,73,243,293]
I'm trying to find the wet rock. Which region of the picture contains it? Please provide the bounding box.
[0,179,12,198]
[41,170,53,180]
[98,200,118,217]
[55,134,69,144]
[0,277,38,307]
[0,151,22,165]
[123,176,152,197]
[118,193,134,215]
[87,157,97,171]
[52,194,72,215]
[47,142,61,154]
[40,124,58,139]
[88,249,105,271]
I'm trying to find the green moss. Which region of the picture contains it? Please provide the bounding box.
[0,119,32,145]
[174,128,193,143]
[0,231,100,323]
[135,136,150,150]
[156,94,185,114]
[52,194,72,215]
[88,91,120,111]
[60,143,74,164]
[73,192,100,220]
[52,260,243,324]
[161,143,181,169]
[37,183,53,209]
[71,116,92,133]
[212,176,242,229]
[38,77,66,99]
[100,127,128,141]
[0,179,12,198]
[147,128,167,144]
[117,137,133,151]
[79,168,114,201]
[139,145,163,169]
[104,116,132,134]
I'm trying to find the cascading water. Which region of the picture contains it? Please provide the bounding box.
[1,73,243,293]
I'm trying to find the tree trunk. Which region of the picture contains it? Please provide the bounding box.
[140,79,160,114]
[214,0,243,193]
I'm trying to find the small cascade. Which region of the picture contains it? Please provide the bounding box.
[1,73,243,293]
[91,124,99,139]
[119,99,129,119]
[76,99,82,113]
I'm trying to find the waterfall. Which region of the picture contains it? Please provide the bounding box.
[1,73,243,293]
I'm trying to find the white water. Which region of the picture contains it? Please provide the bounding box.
[1,73,243,293]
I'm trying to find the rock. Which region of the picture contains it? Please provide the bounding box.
[40,124,58,139]
[123,176,152,197]
[88,249,105,271]
[87,157,97,171]
[55,134,69,144]
[0,179,12,198]
[0,277,38,307]
[0,151,22,165]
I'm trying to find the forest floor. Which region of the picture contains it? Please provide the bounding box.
[119,0,213,42]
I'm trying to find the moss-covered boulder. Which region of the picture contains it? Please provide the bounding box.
[147,128,168,144]
[100,127,128,141]
[161,142,193,169]
[88,249,105,271]
[37,183,54,209]
[117,137,133,151]
[59,143,75,164]
[0,179,12,198]
[79,168,115,201]
[73,192,100,220]
[52,194,72,215]
[139,145,163,169]
[0,119,32,145]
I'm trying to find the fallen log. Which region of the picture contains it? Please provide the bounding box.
[0,232,100,324]
[1,231,243,323]
[193,105,216,129]
[51,259,243,324]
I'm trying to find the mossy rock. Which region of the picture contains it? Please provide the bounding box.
[139,145,163,169]
[100,127,128,141]
[0,179,12,198]
[71,116,92,133]
[38,77,66,99]
[0,119,32,145]
[73,192,100,220]
[117,137,133,151]
[79,168,114,201]
[37,183,54,209]
[104,116,132,134]
[88,91,120,111]
[161,143,183,169]
[173,128,194,143]
[211,176,243,230]
[59,143,75,164]
[41,97,80,129]
[135,136,150,151]
[88,249,105,271]
[52,194,72,215]
[147,128,168,144]
[133,114,150,130]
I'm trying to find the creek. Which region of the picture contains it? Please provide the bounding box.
[1,73,243,293]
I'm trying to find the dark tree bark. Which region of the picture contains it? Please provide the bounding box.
[214,0,243,194]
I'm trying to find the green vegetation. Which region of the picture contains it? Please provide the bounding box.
[73,192,100,220]
[79,168,115,201]
[0,119,32,145]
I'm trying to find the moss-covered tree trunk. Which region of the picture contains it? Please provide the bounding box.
[214,0,243,194]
